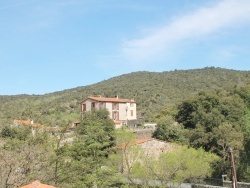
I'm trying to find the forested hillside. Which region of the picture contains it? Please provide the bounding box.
[1,67,250,127]
[2,67,250,186]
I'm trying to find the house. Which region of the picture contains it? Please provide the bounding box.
[13,119,60,135]
[20,180,56,188]
[14,119,44,128]
[80,96,137,127]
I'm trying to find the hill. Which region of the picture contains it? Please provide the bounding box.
[1,67,250,127]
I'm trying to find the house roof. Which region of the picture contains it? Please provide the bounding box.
[135,138,154,144]
[114,138,154,149]
[114,120,122,124]
[20,180,56,188]
[14,120,60,131]
[81,96,135,103]
[14,120,45,128]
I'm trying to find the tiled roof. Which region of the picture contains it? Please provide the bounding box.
[114,138,154,149]
[114,120,122,124]
[82,96,135,103]
[14,120,60,131]
[20,180,56,188]
[135,138,154,144]
[14,120,45,128]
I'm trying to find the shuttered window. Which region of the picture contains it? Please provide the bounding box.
[113,111,119,120]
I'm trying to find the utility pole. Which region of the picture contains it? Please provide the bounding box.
[228,148,238,188]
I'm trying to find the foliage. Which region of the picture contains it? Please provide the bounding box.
[62,109,119,187]
[75,109,116,159]
[236,84,250,181]
[1,68,250,127]
[0,110,122,188]
[0,126,54,188]
[175,90,245,152]
[129,145,219,187]
[152,117,188,144]
[152,88,248,180]
[113,128,219,187]
[2,68,250,184]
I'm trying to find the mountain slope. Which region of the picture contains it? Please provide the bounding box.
[1,67,250,126]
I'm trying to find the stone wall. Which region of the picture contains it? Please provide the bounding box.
[192,181,250,188]
[134,130,154,139]
[192,184,221,188]
[223,181,250,188]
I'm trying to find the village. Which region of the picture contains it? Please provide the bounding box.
[9,95,247,188]
[13,96,165,153]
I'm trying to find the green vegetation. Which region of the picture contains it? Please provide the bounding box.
[0,109,220,188]
[1,67,250,127]
[130,146,219,187]
[0,126,54,187]
[153,84,250,182]
[0,109,120,188]
[2,67,250,186]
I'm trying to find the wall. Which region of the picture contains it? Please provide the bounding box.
[139,139,173,158]
[134,130,154,139]
[118,103,128,121]
[126,102,137,120]
[105,102,113,119]
[223,181,250,188]
[192,184,222,188]
[81,99,137,122]
[192,181,250,188]
[83,99,94,111]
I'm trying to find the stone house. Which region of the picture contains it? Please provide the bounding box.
[13,119,59,134]
[80,96,137,127]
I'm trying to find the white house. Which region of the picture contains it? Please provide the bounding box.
[80,96,137,127]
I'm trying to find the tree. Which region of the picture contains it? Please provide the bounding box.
[175,90,245,152]
[113,128,218,187]
[0,126,54,188]
[48,125,73,187]
[236,84,250,181]
[113,128,141,185]
[65,109,118,187]
[152,117,188,144]
[75,109,116,160]
[130,145,219,187]
[212,123,244,178]
[173,90,247,180]
[213,123,243,160]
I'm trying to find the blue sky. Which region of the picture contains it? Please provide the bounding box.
[1,0,250,95]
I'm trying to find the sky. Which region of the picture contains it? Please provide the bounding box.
[1,0,250,95]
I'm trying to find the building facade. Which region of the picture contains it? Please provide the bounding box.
[80,96,137,125]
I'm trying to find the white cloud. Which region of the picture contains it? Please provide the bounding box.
[122,0,250,61]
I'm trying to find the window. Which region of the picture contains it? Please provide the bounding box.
[113,103,119,110]
[130,103,134,107]
[91,102,95,110]
[82,104,86,111]
[130,110,133,117]
[100,102,105,108]
[113,111,119,120]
